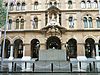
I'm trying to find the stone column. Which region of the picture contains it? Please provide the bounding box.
[21,44,31,71]
[9,44,14,59]
[57,14,59,23]
[48,14,50,23]
[23,45,25,57]
[96,44,99,56]
[77,43,85,56]
[8,44,14,71]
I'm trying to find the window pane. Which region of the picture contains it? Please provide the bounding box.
[68,1,72,9]
[84,17,88,28]
[97,17,100,28]
[16,19,19,29]
[69,17,74,28]
[20,19,24,29]
[21,2,25,10]
[81,1,85,8]
[16,2,20,11]
[86,1,91,8]
[88,17,92,28]
[34,1,38,10]
[8,19,12,30]
[10,3,14,11]
[33,17,38,29]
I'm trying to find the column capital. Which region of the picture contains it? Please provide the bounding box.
[10,44,14,46]
[95,43,99,45]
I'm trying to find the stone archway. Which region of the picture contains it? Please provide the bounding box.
[85,38,95,58]
[31,39,40,58]
[46,36,61,49]
[14,39,23,58]
[67,38,77,58]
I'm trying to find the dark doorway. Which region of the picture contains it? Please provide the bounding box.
[14,39,23,58]
[67,38,77,58]
[1,39,11,58]
[46,36,61,49]
[31,39,40,58]
[85,38,95,58]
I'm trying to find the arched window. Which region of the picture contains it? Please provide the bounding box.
[49,2,52,6]
[68,0,72,9]
[69,17,74,28]
[16,2,21,11]
[20,19,24,29]
[34,1,38,10]
[88,17,92,28]
[10,2,14,11]
[81,1,85,8]
[8,19,12,30]
[83,17,88,28]
[16,19,19,29]
[54,1,57,6]
[32,17,38,29]
[96,17,100,28]
[21,2,25,10]
[93,0,98,8]
[86,0,91,8]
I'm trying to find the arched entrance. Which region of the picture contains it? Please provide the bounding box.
[14,39,23,58]
[98,40,100,56]
[85,38,95,58]
[1,39,11,58]
[31,39,40,58]
[46,36,61,49]
[67,38,77,58]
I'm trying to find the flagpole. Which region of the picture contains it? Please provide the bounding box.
[1,0,10,71]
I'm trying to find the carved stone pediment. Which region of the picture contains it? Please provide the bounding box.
[41,19,67,36]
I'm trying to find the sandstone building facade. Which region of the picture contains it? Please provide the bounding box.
[1,0,100,60]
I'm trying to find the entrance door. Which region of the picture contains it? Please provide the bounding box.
[46,36,61,49]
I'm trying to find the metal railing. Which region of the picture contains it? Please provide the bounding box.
[0,59,100,73]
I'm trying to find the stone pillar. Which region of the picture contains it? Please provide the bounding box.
[8,44,14,71]
[57,14,59,23]
[48,14,49,23]
[9,44,14,59]
[96,44,99,56]
[21,44,32,71]
[23,45,25,57]
[77,43,85,56]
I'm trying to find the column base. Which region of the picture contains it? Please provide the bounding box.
[8,57,14,71]
[77,56,87,71]
[21,56,32,71]
[96,56,100,69]
[9,57,14,60]
[96,56,100,60]
[77,56,87,61]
